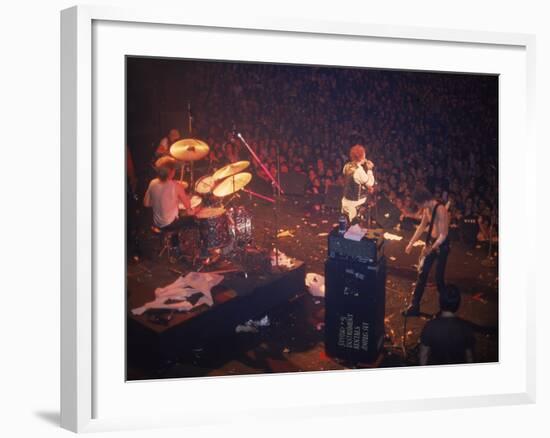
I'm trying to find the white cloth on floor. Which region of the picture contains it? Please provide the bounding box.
[305,273,325,297]
[383,232,403,241]
[131,272,224,316]
[270,250,295,268]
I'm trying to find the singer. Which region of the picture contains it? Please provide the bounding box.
[341,144,375,223]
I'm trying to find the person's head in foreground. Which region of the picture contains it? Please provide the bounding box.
[419,284,475,366]
[439,284,461,314]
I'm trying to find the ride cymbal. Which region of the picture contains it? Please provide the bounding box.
[212,160,250,180]
[213,172,252,197]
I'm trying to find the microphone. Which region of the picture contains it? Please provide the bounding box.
[362,160,374,172]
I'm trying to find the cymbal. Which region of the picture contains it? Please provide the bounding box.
[195,174,217,194]
[176,180,189,190]
[170,138,210,161]
[212,160,250,180]
[213,172,252,197]
[154,155,177,169]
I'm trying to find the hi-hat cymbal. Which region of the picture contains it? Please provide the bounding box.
[212,160,250,180]
[170,138,210,161]
[213,172,252,198]
[154,155,177,169]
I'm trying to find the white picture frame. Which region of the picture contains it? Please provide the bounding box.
[61,4,536,433]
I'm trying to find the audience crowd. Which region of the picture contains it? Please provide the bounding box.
[155,62,498,241]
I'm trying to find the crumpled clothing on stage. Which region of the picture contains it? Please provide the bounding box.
[131,271,224,316]
[270,250,295,269]
[383,231,403,241]
[305,272,325,297]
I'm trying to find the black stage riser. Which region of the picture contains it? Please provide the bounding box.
[324,257,386,363]
[127,262,306,366]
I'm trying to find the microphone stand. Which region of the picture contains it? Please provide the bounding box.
[481,169,497,268]
[187,103,197,188]
[481,212,497,268]
[188,102,193,136]
[237,133,284,194]
[274,141,281,267]
[237,132,284,269]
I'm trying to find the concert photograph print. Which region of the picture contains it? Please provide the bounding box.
[126,56,498,380]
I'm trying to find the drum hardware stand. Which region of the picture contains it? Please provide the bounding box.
[229,174,237,206]
[187,102,193,136]
[225,177,251,276]
[224,193,239,208]
[481,212,497,268]
[242,189,275,203]
[178,161,190,184]
[179,101,193,184]
[189,159,196,189]
[185,103,197,187]
[195,247,221,272]
[401,294,410,361]
[273,141,282,268]
[481,170,497,268]
[364,184,377,229]
[237,132,284,269]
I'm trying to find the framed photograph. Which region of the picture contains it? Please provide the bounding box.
[61,5,536,433]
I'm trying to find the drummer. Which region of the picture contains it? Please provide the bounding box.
[155,128,181,157]
[144,156,196,252]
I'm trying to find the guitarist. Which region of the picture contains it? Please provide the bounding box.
[402,187,450,317]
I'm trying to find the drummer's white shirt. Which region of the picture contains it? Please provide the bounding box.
[143,178,183,228]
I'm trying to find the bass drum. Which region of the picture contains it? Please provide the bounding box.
[228,206,253,246]
[196,207,230,249]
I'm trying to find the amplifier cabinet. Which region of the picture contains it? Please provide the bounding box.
[328,227,384,264]
[324,256,386,363]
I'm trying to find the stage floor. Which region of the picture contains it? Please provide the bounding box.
[127,191,498,379]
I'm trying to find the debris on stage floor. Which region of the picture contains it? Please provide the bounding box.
[127,193,498,380]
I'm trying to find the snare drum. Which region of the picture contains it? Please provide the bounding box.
[196,207,230,249]
[178,195,203,212]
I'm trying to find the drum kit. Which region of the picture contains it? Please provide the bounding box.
[168,138,255,264]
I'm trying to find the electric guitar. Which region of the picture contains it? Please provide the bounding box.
[416,202,445,273]
[417,243,433,273]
